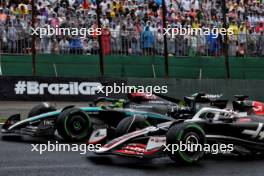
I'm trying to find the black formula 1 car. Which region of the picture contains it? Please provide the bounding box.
[1,92,226,141]
[91,107,264,164]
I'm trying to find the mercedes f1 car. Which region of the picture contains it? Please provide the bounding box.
[1,93,227,141]
[2,92,262,142]
[92,107,264,164]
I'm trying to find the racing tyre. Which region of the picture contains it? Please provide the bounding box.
[56,108,92,141]
[166,123,206,164]
[115,115,151,137]
[28,103,56,118]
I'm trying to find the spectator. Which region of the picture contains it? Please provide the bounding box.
[101,26,111,55]
[120,25,130,55]
[247,28,257,56]
[207,30,219,56]
[197,31,206,56]
[110,23,121,54]
[90,38,99,54]
[59,37,70,54]
[256,21,264,33]
[257,30,264,56]
[155,28,164,55]
[6,23,18,53]
[238,24,247,45]
[189,33,198,56]
[70,37,83,54]
[131,29,141,55]
[141,26,154,56]
[237,43,245,57]
[0,8,7,24]
[0,25,7,52]
[0,0,262,57]
[52,37,60,54]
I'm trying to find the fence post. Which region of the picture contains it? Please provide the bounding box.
[162,0,169,78]
[31,0,36,76]
[0,44,2,76]
[221,0,231,79]
[96,0,104,77]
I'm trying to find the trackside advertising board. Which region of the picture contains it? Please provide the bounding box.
[0,76,127,101]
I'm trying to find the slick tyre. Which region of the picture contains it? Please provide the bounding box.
[115,115,151,137]
[56,108,92,141]
[166,123,206,164]
[28,103,56,118]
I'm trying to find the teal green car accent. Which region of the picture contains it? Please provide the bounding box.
[124,111,173,121]
[29,111,61,122]
[80,107,103,111]
[28,107,102,122]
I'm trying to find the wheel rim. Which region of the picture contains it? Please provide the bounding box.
[185,135,199,145]
[179,132,203,162]
[65,113,90,139]
[73,121,82,130]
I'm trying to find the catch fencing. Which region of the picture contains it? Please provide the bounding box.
[0,27,263,57]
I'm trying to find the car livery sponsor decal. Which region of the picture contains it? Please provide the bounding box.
[252,101,264,115]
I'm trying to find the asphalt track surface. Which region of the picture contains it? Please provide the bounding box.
[0,101,264,176]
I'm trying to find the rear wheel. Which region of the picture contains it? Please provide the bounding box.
[115,115,151,137]
[56,108,92,141]
[28,103,56,118]
[166,123,206,164]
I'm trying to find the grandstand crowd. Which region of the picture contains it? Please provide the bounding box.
[0,0,263,56]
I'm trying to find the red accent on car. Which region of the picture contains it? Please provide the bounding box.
[114,143,147,156]
[115,149,143,156]
[252,101,264,115]
[239,118,252,123]
[128,92,157,102]
[103,130,145,149]
[143,148,161,155]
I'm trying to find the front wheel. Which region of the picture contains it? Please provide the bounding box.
[56,108,92,141]
[166,123,206,164]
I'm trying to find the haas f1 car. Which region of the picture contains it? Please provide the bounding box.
[92,107,264,164]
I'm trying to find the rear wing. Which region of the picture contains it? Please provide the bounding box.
[232,95,254,113]
[184,93,228,111]
[234,95,250,101]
